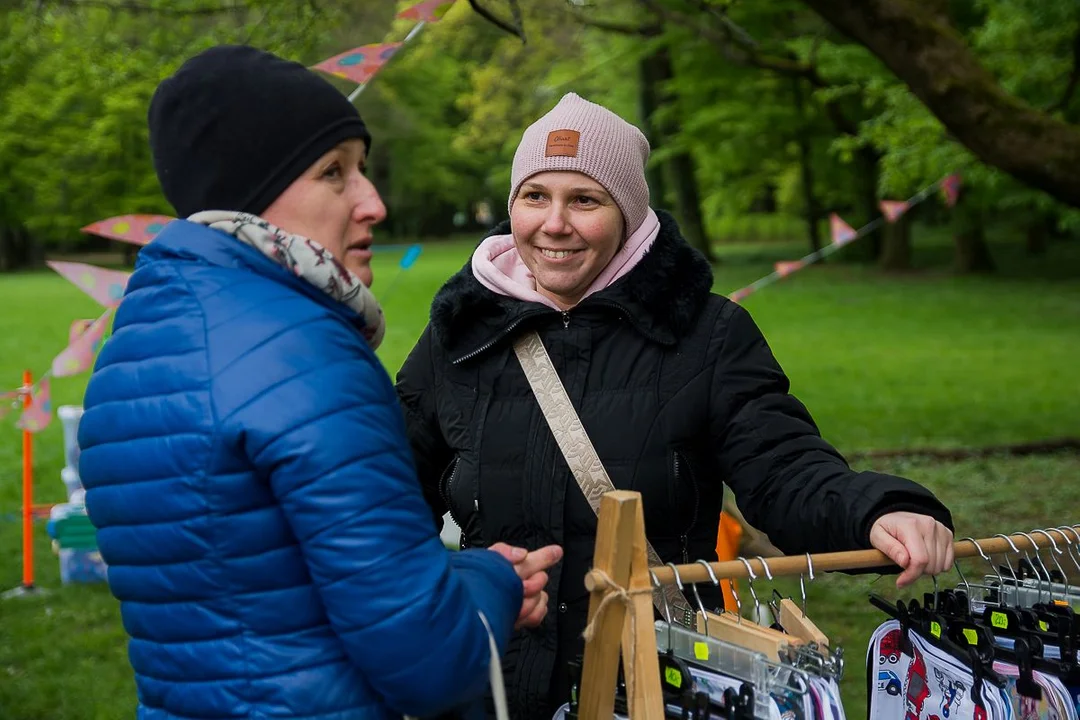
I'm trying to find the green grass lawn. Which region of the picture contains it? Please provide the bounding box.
[2,230,1079,718]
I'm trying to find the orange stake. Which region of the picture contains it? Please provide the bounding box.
[22,370,34,589]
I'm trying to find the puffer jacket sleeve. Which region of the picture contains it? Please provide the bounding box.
[396,323,454,532]
[231,314,522,717]
[708,301,953,554]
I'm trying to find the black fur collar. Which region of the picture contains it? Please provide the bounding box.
[430,209,714,362]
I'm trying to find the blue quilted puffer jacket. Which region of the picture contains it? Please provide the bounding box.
[79,220,523,720]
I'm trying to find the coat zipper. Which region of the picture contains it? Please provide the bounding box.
[439,458,468,546]
[674,451,700,563]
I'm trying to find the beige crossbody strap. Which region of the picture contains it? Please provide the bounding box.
[513,331,695,626]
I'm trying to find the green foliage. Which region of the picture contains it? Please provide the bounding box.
[0,0,352,252]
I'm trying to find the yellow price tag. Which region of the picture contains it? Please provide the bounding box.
[694,641,709,661]
[930,621,942,638]
[665,667,683,688]
[991,611,1008,629]
[962,628,979,646]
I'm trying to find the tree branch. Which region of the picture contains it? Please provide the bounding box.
[569,10,660,37]
[802,0,1080,209]
[638,0,825,86]
[45,0,244,14]
[467,0,526,42]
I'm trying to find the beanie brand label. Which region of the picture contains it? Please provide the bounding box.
[545,129,580,157]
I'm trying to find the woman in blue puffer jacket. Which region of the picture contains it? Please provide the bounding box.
[78,45,561,720]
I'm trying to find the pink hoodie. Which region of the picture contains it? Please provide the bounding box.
[471,208,661,310]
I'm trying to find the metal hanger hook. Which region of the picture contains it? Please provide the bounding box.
[1032,529,1070,599]
[736,557,761,621]
[992,533,1021,583]
[666,562,685,592]
[1014,531,1051,601]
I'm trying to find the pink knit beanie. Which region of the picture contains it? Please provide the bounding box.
[508,92,651,235]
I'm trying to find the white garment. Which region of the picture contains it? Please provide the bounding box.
[867,620,1014,720]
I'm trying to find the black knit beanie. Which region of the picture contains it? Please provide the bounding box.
[148,45,372,218]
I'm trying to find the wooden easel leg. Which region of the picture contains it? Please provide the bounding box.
[580,492,638,719]
[622,496,664,719]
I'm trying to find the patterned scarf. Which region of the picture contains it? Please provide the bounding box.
[188,211,385,349]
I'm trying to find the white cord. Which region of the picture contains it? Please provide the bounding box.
[478,611,510,720]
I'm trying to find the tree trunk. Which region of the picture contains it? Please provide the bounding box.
[880,211,912,271]
[800,0,1080,209]
[0,225,31,272]
[664,153,713,261]
[850,146,883,262]
[792,78,822,254]
[651,46,716,262]
[1025,216,1050,256]
[953,200,995,273]
[638,54,667,208]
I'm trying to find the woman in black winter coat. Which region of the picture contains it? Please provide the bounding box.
[396,92,955,720]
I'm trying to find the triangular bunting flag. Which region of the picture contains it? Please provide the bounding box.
[47,261,131,309]
[397,0,456,22]
[17,378,52,433]
[53,309,113,377]
[942,174,962,208]
[311,43,403,86]
[82,214,174,246]
[879,200,910,223]
[774,261,805,278]
[829,213,858,246]
[69,318,95,345]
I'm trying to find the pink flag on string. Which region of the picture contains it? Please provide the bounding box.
[774,260,805,277]
[729,287,753,303]
[879,200,910,223]
[942,174,962,208]
[53,309,112,377]
[829,213,858,246]
[17,378,52,433]
[69,318,94,344]
[397,0,456,22]
[311,43,403,85]
[47,261,131,308]
[82,214,174,246]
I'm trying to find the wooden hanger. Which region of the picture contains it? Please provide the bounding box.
[778,598,830,650]
[695,609,800,662]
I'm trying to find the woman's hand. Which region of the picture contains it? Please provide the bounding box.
[869,512,955,588]
[488,543,564,629]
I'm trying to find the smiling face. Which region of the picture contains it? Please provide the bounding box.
[510,171,625,310]
[261,138,386,287]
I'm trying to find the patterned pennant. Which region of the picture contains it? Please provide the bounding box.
[941,174,962,208]
[311,43,403,86]
[829,213,858,247]
[69,318,94,345]
[774,260,805,277]
[53,309,112,377]
[879,200,910,223]
[47,261,131,309]
[82,214,174,246]
[17,378,52,433]
[396,0,456,22]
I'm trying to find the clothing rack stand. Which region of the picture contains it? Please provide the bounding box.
[577,489,1079,720]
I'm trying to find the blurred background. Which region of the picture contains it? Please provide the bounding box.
[1,0,1079,716]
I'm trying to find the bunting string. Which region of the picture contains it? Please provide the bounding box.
[728,174,960,304]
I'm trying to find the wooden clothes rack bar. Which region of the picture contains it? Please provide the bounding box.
[577,490,1079,720]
